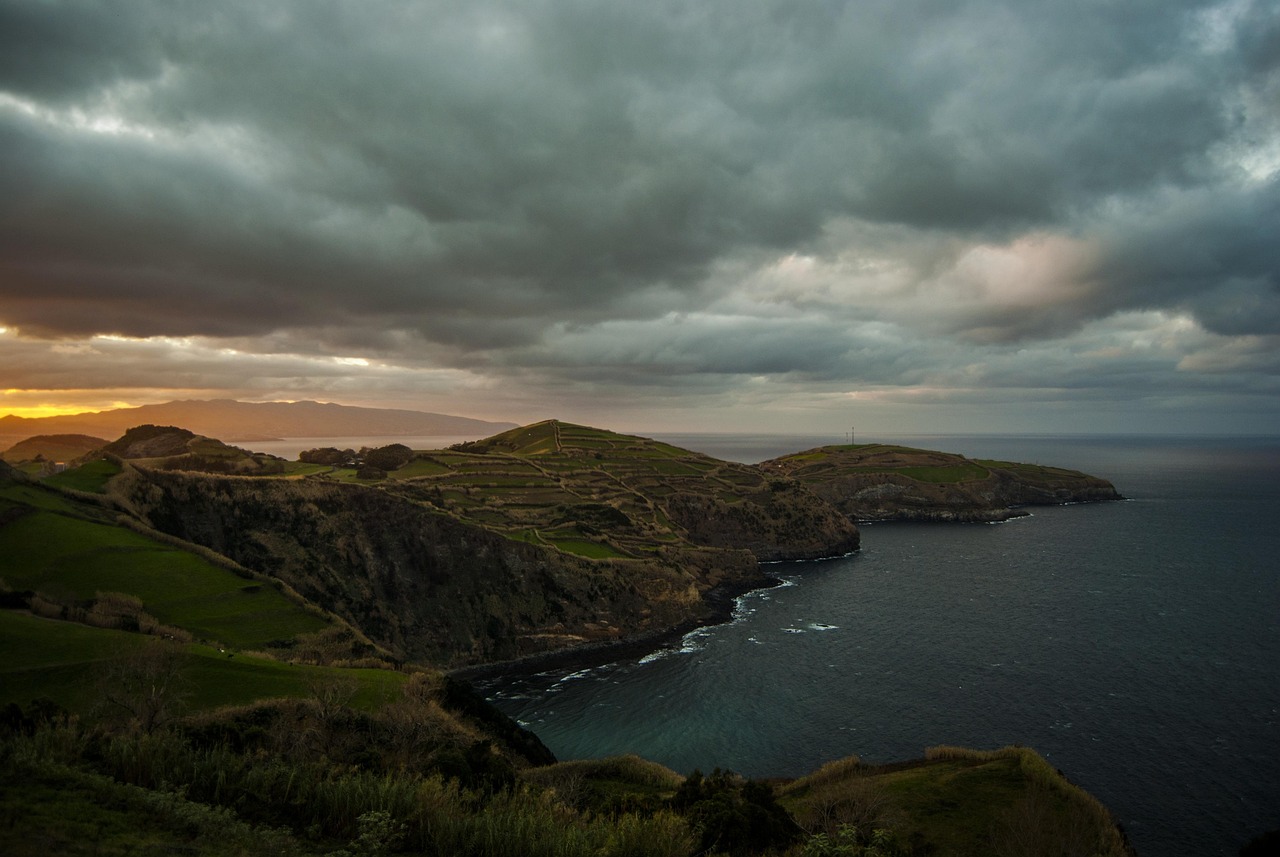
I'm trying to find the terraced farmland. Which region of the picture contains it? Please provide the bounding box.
[380,421,858,561]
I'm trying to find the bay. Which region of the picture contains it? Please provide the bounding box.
[475,434,1280,857]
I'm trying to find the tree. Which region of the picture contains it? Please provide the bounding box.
[362,444,414,472]
[95,639,189,733]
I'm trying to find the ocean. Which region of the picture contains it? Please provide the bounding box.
[473,434,1280,857]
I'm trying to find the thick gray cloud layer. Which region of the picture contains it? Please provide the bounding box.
[1,0,1277,432]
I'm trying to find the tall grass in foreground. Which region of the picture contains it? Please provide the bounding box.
[924,746,1131,856]
[1,724,697,857]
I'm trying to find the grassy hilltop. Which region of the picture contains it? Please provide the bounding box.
[763,443,1121,522]
[0,425,1133,856]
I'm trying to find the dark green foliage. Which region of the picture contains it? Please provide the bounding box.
[441,675,557,766]
[557,502,633,533]
[802,825,905,856]
[1,721,698,857]
[672,768,800,855]
[299,446,356,466]
[1,698,68,736]
[0,588,32,609]
[361,443,414,471]
[105,424,196,448]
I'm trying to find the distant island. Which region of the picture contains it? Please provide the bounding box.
[0,419,1133,856]
[0,398,517,447]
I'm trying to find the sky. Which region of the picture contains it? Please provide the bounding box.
[1,0,1278,436]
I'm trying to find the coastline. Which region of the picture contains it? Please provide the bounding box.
[449,574,785,684]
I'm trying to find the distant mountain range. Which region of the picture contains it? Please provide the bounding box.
[0,399,517,445]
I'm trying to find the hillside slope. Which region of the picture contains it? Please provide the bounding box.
[0,433,106,465]
[762,443,1122,522]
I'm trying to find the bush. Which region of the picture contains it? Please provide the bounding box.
[671,769,800,856]
[361,444,414,472]
[299,447,356,466]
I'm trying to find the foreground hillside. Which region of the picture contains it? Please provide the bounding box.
[1,729,1133,857]
[763,443,1121,522]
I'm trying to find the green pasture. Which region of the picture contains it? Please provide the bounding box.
[895,463,990,483]
[389,457,455,478]
[43,459,122,494]
[621,459,708,477]
[548,538,629,559]
[0,611,402,715]
[977,460,1081,482]
[871,756,1026,851]
[778,746,1122,857]
[279,461,334,477]
[1,482,86,514]
[0,499,327,649]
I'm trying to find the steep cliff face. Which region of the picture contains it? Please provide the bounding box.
[109,466,763,667]
[761,444,1122,522]
[662,479,861,561]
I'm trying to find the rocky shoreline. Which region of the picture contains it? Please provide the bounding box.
[449,573,788,683]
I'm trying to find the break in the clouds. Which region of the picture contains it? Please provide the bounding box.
[1,0,1277,433]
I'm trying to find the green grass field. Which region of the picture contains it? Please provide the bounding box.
[0,611,403,714]
[0,485,328,650]
[43,459,122,494]
[894,463,990,483]
[548,538,630,559]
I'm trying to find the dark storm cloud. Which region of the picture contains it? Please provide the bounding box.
[1,0,1277,428]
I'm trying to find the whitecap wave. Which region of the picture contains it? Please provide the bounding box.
[554,667,598,685]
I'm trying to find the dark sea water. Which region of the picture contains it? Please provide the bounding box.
[475,434,1280,857]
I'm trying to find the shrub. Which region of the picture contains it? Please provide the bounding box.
[362,445,414,472]
[672,769,800,856]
